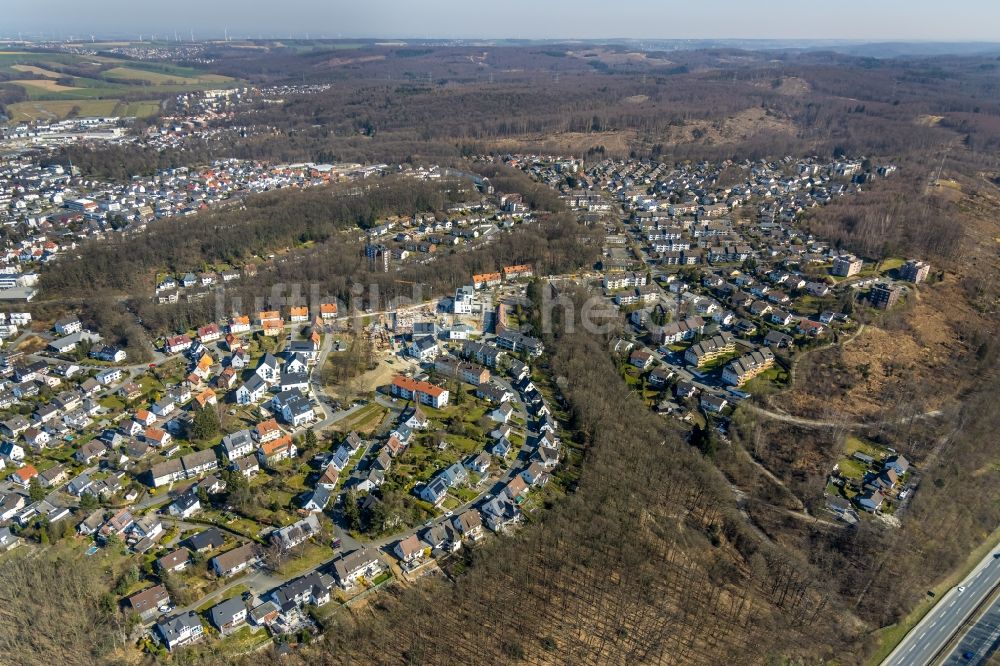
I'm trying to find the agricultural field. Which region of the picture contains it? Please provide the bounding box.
[10,79,80,93]
[103,66,233,86]
[0,49,239,123]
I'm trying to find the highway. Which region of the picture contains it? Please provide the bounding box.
[882,548,1000,666]
[942,592,1000,665]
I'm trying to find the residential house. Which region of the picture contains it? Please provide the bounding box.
[271,514,320,551]
[0,441,25,464]
[408,335,439,361]
[331,548,383,589]
[231,456,260,478]
[489,402,514,424]
[228,315,252,334]
[38,464,67,488]
[220,429,255,460]
[700,393,729,413]
[167,493,202,519]
[884,455,910,477]
[257,435,296,468]
[453,509,485,542]
[236,375,267,405]
[125,584,171,622]
[53,316,83,336]
[394,534,425,564]
[0,493,26,522]
[165,335,192,355]
[630,350,654,370]
[522,461,549,487]
[211,543,261,577]
[185,528,225,554]
[144,427,171,448]
[856,489,885,513]
[255,353,280,384]
[419,477,449,506]
[208,596,248,635]
[8,464,37,488]
[73,439,107,464]
[253,418,282,443]
[147,459,184,488]
[155,612,204,651]
[157,548,191,574]
[278,393,315,428]
[197,323,222,343]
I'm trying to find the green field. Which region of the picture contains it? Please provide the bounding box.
[104,66,232,86]
[0,50,238,123]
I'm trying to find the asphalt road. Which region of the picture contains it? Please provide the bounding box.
[942,592,1000,666]
[882,549,1000,666]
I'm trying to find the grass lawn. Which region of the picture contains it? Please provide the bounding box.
[446,435,482,457]
[837,457,869,481]
[283,473,310,493]
[334,403,388,434]
[845,435,886,460]
[196,584,249,612]
[742,366,790,394]
[277,542,335,577]
[99,395,126,410]
[370,570,393,586]
[453,486,480,502]
[878,257,905,274]
[215,626,271,654]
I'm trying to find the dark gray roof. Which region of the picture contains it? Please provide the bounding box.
[185,527,224,551]
[208,596,247,628]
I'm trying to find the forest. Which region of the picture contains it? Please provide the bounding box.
[40,175,474,297]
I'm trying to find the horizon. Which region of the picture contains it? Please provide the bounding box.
[4,0,999,42]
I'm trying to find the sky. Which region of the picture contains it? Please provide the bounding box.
[4,0,999,42]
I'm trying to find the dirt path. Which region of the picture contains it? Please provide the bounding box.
[744,403,943,430]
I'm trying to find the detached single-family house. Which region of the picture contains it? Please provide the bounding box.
[453,509,485,541]
[419,477,449,506]
[8,464,37,488]
[856,489,885,513]
[157,548,191,574]
[220,429,255,460]
[394,534,425,564]
[0,441,25,464]
[211,543,261,577]
[208,597,248,635]
[155,612,204,651]
[167,493,202,519]
[185,528,225,554]
[126,584,171,622]
[236,375,267,405]
[331,548,383,590]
